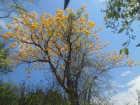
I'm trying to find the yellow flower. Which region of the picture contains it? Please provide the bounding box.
[99,27,103,30]
[32,12,37,19]
[104,42,110,46]
[6,24,12,29]
[55,10,64,16]
[84,30,91,34]
[114,50,117,55]
[112,56,118,61]
[65,8,73,12]
[88,21,96,28]
[6,32,13,38]
[56,16,60,21]
[92,34,100,39]
[1,34,8,38]
[31,22,39,29]
[81,6,87,11]
[120,55,124,60]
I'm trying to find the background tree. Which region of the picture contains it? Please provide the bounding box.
[0,79,68,105]
[1,7,137,105]
[0,80,18,105]
[0,0,38,19]
[0,39,10,74]
[103,0,140,47]
[78,70,113,105]
[0,0,26,19]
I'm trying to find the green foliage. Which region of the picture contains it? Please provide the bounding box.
[0,80,68,105]
[0,0,38,19]
[120,48,129,55]
[136,43,140,47]
[0,81,18,105]
[0,40,11,74]
[124,48,129,55]
[118,28,125,33]
[103,0,140,46]
[45,89,67,105]
[122,42,128,46]
[1,80,140,105]
[120,49,124,55]
[0,40,10,74]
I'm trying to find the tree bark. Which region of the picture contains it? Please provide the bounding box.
[68,90,80,105]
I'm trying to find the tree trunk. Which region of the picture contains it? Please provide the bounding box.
[69,91,80,105]
[87,84,92,105]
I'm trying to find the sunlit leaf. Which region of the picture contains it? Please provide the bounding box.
[124,48,129,55]
[136,43,140,47]
[120,48,124,55]
[122,42,128,46]
[118,28,124,33]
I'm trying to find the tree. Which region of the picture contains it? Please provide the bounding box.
[0,0,36,73]
[0,80,18,105]
[0,0,38,19]
[0,40,10,74]
[0,0,27,19]
[1,7,137,105]
[103,0,140,47]
[78,70,113,105]
[16,79,67,105]
[0,0,38,73]
[0,80,68,105]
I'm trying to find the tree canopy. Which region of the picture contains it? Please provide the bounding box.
[0,0,140,104]
[1,7,138,105]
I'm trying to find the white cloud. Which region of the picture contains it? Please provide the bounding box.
[111,76,140,105]
[127,76,140,93]
[121,71,131,77]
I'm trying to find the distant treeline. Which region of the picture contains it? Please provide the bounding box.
[0,80,69,105]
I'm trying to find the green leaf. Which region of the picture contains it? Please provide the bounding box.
[118,28,124,33]
[122,42,128,46]
[124,48,129,55]
[64,0,70,10]
[120,49,124,55]
[0,53,2,57]
[136,43,140,47]
[130,28,133,32]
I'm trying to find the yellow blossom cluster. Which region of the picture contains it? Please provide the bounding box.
[88,21,96,28]
[31,22,39,29]
[1,7,138,76]
[94,50,138,68]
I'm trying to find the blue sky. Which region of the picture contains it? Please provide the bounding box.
[1,0,140,104]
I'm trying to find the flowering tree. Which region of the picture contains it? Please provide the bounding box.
[1,7,138,105]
